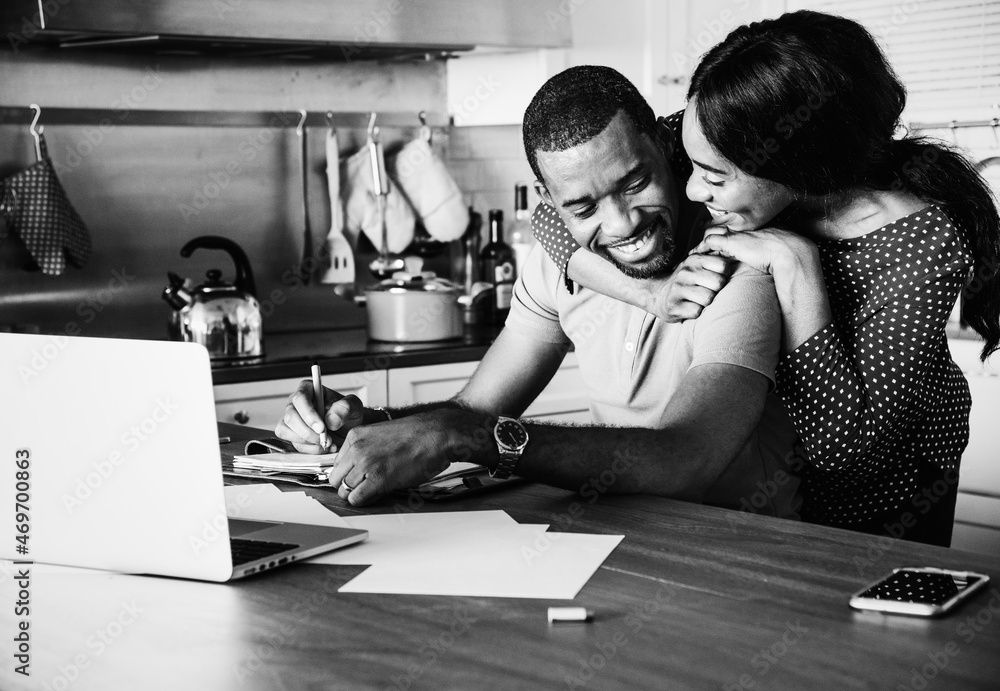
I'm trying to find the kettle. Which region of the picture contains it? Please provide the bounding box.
[161,236,264,362]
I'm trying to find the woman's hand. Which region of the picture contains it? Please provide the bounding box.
[692,226,833,352]
[643,252,735,322]
[690,226,814,277]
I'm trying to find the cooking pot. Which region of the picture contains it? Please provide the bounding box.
[365,257,464,342]
[161,235,264,362]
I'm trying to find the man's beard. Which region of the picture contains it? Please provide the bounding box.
[596,215,676,279]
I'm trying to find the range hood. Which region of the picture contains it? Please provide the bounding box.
[1,0,571,60]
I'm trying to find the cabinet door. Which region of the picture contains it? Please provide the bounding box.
[949,339,1000,497]
[387,353,589,423]
[948,338,1000,554]
[214,371,387,429]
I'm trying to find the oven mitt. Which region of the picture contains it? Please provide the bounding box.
[393,138,469,242]
[341,146,415,254]
[1,134,92,275]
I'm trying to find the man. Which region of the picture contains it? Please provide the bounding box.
[276,65,800,517]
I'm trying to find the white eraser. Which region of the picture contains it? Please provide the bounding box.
[548,606,592,623]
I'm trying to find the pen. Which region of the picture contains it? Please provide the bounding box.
[311,361,330,450]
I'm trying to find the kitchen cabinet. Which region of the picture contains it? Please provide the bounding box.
[948,337,1000,554]
[214,370,388,430]
[0,0,570,58]
[213,352,589,431]
[388,353,590,423]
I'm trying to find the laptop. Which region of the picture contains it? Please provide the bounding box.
[0,332,367,581]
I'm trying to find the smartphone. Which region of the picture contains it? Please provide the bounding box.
[849,567,991,617]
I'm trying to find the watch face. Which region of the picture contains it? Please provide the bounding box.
[496,420,528,449]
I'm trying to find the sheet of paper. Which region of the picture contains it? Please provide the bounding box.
[233,452,338,471]
[338,526,623,599]
[223,483,349,528]
[305,510,520,565]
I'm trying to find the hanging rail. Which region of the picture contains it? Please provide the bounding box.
[0,106,451,129]
[908,116,999,132]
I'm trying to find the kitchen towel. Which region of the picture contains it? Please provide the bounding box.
[1,134,92,275]
[341,145,415,254]
[393,138,469,242]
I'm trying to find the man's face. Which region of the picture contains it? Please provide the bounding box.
[535,111,679,279]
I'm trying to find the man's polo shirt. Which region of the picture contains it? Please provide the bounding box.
[507,244,801,518]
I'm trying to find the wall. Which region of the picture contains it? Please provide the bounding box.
[445,125,534,229]
[442,0,777,223]
[0,48,447,339]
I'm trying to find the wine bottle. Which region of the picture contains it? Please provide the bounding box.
[480,209,516,325]
[508,183,536,277]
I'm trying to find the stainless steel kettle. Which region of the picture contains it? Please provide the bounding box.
[161,236,264,362]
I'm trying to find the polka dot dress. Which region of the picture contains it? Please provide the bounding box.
[777,206,972,531]
[531,110,691,294]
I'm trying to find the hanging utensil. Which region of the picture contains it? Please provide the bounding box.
[297,109,313,284]
[321,126,355,283]
[366,115,404,278]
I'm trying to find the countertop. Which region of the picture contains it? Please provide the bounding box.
[210,324,504,385]
[17,421,997,690]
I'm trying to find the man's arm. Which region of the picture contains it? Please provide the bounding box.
[274,326,568,452]
[330,361,769,505]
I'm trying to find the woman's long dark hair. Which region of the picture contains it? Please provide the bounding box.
[688,10,1000,360]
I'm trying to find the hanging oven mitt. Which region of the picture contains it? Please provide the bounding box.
[1,134,92,275]
[393,137,469,242]
[341,145,415,254]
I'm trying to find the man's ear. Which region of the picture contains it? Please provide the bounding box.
[534,180,554,207]
[653,116,675,160]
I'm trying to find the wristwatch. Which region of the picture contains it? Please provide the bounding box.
[491,416,529,479]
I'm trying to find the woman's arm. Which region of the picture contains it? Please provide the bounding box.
[566,248,733,322]
[693,223,970,473]
[532,202,732,321]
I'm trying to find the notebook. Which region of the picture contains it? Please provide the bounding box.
[0,332,367,581]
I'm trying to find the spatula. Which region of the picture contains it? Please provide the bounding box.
[321,127,355,283]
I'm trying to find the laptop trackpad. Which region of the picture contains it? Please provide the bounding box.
[229,518,280,537]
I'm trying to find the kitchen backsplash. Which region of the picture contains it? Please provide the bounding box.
[0,48,474,340]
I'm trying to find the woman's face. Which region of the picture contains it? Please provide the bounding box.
[682,99,796,231]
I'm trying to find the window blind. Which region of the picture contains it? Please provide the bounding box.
[787,0,1000,121]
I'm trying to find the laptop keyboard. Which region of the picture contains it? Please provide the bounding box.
[230,538,299,566]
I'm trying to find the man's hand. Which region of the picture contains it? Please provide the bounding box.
[327,408,497,505]
[642,252,734,322]
[274,379,367,454]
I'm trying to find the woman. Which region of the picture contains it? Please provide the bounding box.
[530,10,1000,546]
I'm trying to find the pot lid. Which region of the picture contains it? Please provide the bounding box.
[367,257,461,294]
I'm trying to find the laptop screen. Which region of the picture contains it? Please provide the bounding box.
[1,334,233,580]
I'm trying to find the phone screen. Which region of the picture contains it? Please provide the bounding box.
[857,569,983,605]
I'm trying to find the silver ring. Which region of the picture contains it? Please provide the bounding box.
[342,474,365,492]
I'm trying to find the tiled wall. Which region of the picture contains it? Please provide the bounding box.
[446,124,537,233]
[0,49,446,339]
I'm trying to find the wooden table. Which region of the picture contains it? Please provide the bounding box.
[4,423,999,691]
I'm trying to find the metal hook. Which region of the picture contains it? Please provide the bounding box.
[992,104,1000,148]
[295,108,307,137]
[418,110,432,143]
[29,103,43,161]
[948,120,959,145]
[367,112,378,140]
